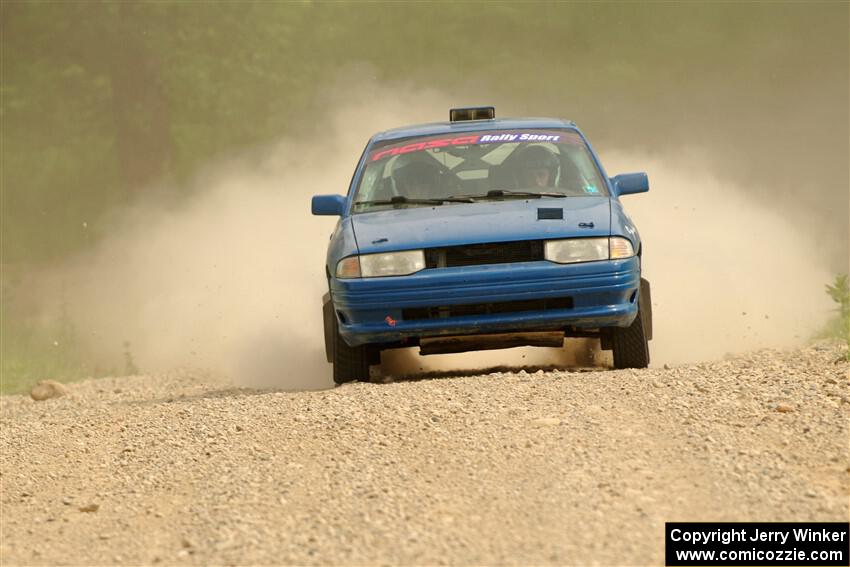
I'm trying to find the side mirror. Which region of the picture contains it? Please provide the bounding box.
[311,194,346,216]
[610,172,649,196]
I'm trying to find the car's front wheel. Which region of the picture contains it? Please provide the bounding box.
[611,281,651,369]
[330,309,371,384]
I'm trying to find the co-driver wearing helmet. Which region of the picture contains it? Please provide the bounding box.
[513,145,559,189]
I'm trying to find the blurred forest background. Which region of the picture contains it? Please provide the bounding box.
[2,2,848,391]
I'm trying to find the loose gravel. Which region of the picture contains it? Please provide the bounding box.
[1,343,848,566]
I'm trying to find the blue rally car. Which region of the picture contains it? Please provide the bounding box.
[312,107,652,384]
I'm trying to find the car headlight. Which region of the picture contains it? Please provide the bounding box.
[336,250,426,278]
[544,237,635,264]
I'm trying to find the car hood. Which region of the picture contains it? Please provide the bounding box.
[351,197,611,254]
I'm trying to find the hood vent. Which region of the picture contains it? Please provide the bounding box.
[537,208,563,220]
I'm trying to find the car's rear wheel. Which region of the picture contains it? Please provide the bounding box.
[330,308,371,384]
[611,281,651,369]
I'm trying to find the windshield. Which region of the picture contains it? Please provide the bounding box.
[352,129,608,212]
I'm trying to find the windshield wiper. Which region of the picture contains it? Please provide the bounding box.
[354,195,474,209]
[449,189,568,200]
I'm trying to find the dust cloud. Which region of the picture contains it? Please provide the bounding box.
[610,149,835,365]
[40,85,453,390]
[39,85,838,389]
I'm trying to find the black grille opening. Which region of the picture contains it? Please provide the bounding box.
[402,296,573,321]
[424,240,544,269]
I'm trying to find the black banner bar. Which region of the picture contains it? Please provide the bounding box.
[666,522,849,566]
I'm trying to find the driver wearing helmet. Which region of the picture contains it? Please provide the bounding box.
[391,158,443,199]
[513,145,559,189]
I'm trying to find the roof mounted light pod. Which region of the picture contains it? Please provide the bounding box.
[449,106,495,122]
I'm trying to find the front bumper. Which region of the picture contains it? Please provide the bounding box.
[331,257,640,347]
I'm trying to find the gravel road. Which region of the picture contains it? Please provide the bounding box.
[1,343,848,566]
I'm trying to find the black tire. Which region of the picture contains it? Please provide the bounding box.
[611,285,650,369]
[331,309,370,384]
[640,277,653,341]
[322,294,334,363]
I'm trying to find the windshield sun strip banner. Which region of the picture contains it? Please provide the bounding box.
[368,130,583,162]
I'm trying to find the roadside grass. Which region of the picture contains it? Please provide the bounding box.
[814,274,850,360]
[0,316,102,395]
[0,273,123,395]
[0,316,136,395]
